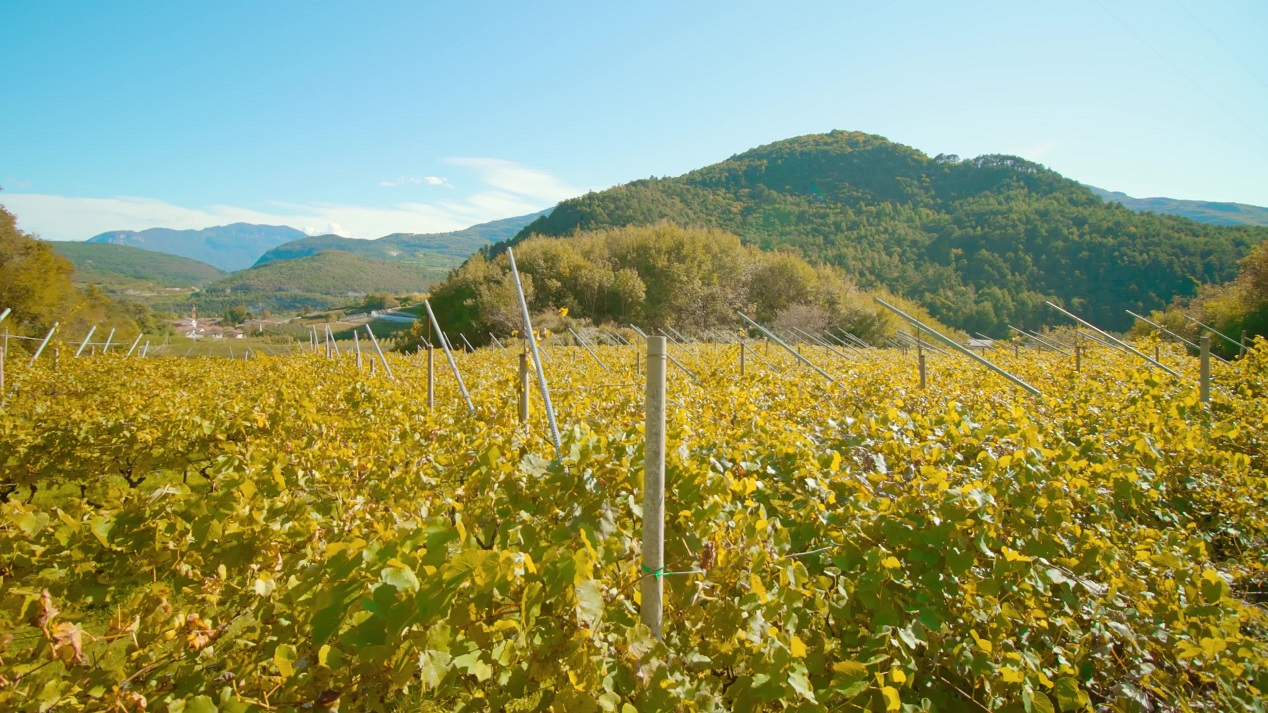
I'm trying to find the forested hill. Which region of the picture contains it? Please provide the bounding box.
[496,131,1266,335]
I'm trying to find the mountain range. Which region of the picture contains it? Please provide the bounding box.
[252,210,549,267]
[58,211,547,313]
[86,223,306,271]
[1086,186,1268,227]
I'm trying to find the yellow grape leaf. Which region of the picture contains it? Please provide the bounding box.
[750,573,769,603]
[790,635,807,658]
[833,660,867,675]
[1000,666,1024,683]
[970,630,993,653]
[1002,547,1032,563]
[881,556,902,570]
[890,667,906,684]
[881,685,902,711]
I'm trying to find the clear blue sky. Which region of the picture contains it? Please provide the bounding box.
[3,0,1265,240]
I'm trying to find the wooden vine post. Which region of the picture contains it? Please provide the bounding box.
[642,336,667,639]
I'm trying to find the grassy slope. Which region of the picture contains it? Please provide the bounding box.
[207,250,442,296]
[47,241,227,288]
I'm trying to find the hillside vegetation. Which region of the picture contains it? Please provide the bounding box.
[208,250,440,299]
[253,211,548,267]
[496,131,1266,335]
[418,223,948,349]
[0,205,174,343]
[1136,237,1268,358]
[48,241,226,289]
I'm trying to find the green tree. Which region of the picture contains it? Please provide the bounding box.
[224,304,250,325]
[0,204,78,334]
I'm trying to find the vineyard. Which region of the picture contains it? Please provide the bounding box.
[1,338,1267,712]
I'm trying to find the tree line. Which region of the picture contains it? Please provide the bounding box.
[405,223,949,350]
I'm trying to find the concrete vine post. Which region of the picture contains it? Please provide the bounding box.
[427,345,435,410]
[518,351,531,424]
[641,336,667,639]
[1200,334,1211,404]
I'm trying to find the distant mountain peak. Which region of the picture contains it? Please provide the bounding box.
[86,224,307,270]
[1085,186,1268,227]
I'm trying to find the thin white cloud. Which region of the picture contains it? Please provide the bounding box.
[379,175,448,188]
[446,158,582,203]
[2,159,583,241]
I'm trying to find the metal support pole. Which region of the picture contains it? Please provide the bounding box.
[518,351,531,424]
[126,334,143,357]
[31,324,57,367]
[102,328,115,353]
[1200,334,1211,404]
[329,325,342,357]
[737,312,835,382]
[1126,310,1229,362]
[141,341,149,358]
[364,324,396,380]
[490,333,506,350]
[506,248,561,455]
[567,326,611,373]
[423,301,474,415]
[641,336,667,640]
[75,326,96,358]
[1046,301,1180,378]
[460,333,475,353]
[1182,314,1243,352]
[877,299,1043,397]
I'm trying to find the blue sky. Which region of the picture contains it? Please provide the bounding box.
[3,0,1265,241]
